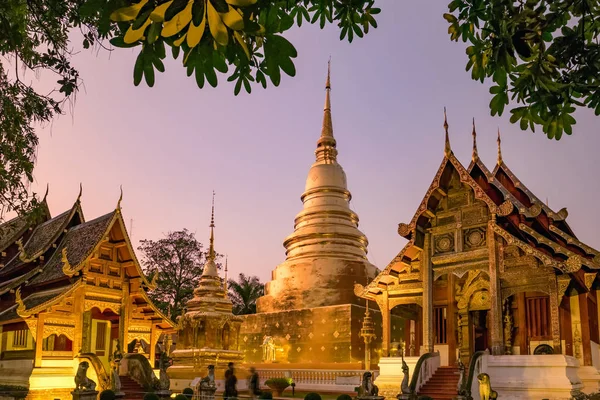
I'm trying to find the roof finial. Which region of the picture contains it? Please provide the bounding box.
[224,255,228,294]
[472,117,479,162]
[444,107,451,156]
[117,185,123,211]
[326,56,331,89]
[77,183,83,203]
[209,190,215,260]
[42,184,49,203]
[497,128,503,164]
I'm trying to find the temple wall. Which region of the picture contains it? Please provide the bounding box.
[240,304,404,367]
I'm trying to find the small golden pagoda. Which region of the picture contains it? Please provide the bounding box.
[168,194,243,391]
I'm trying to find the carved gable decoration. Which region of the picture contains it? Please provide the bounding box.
[464,227,486,250]
[434,233,455,255]
[462,206,488,227]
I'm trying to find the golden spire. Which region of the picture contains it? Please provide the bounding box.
[472,117,479,162]
[444,107,451,156]
[201,191,219,278]
[224,255,228,294]
[315,59,338,163]
[497,128,503,164]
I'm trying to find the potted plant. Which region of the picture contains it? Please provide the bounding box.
[265,378,293,397]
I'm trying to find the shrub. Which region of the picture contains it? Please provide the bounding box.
[265,378,293,392]
[183,387,194,398]
[259,391,273,400]
[337,395,353,400]
[304,393,322,400]
[143,394,160,400]
[100,390,116,400]
[175,395,189,400]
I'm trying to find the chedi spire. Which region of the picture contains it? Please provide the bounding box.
[316,59,337,163]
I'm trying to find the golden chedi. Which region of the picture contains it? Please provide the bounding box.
[256,64,378,313]
[240,65,404,368]
[168,196,243,391]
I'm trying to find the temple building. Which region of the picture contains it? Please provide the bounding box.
[355,116,600,397]
[0,190,174,400]
[168,195,244,391]
[239,66,406,368]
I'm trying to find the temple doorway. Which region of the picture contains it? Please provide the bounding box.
[471,310,489,352]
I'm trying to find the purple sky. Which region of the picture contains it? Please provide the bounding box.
[32,0,600,282]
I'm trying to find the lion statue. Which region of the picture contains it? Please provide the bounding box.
[357,371,379,398]
[477,373,497,400]
[75,361,97,391]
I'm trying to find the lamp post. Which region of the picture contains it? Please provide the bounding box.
[360,300,376,370]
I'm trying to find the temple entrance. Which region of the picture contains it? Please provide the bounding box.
[471,310,489,352]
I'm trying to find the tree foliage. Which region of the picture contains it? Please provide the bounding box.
[108,0,380,94]
[138,229,221,318]
[0,0,379,219]
[227,273,263,315]
[445,0,600,140]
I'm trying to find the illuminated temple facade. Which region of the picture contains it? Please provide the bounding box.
[0,192,174,400]
[239,66,405,368]
[354,118,600,395]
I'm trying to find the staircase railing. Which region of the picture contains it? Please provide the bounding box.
[457,351,485,400]
[78,353,111,391]
[124,353,160,391]
[408,351,440,397]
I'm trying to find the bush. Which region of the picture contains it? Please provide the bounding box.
[143,394,160,400]
[183,387,194,398]
[337,395,353,400]
[265,378,293,392]
[304,393,322,400]
[100,390,116,400]
[259,391,273,400]
[175,395,189,400]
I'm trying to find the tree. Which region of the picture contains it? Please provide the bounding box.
[138,229,221,318]
[445,0,600,140]
[227,273,264,315]
[0,0,379,218]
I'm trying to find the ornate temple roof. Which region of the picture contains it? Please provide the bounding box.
[356,114,600,300]
[0,191,172,329]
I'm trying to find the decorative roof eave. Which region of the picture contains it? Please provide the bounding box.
[0,266,44,296]
[13,200,84,265]
[549,225,600,262]
[468,158,544,219]
[493,161,569,223]
[113,211,156,290]
[15,281,81,318]
[519,223,600,270]
[490,223,568,273]
[354,240,416,299]
[135,289,176,328]
[398,152,500,240]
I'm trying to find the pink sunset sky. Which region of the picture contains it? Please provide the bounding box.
[29,0,600,283]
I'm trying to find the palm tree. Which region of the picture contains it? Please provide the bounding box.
[228,274,264,315]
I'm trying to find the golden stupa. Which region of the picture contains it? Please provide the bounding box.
[240,65,404,368]
[168,194,244,391]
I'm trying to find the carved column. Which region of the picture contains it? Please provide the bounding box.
[377,291,390,357]
[422,232,434,353]
[150,324,157,367]
[81,310,92,354]
[579,293,592,366]
[517,293,528,354]
[119,282,130,352]
[570,295,583,363]
[487,222,504,355]
[34,315,45,367]
[549,276,561,353]
[447,273,456,365]
[73,286,85,356]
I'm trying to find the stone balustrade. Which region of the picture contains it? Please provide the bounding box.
[254,368,377,392]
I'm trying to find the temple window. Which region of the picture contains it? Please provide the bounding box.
[12,330,27,348]
[96,321,107,351]
[434,307,447,344]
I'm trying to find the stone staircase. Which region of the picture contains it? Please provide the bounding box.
[120,375,147,400]
[417,366,460,400]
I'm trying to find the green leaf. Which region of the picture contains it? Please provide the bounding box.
[133,51,144,86]
[110,36,139,48]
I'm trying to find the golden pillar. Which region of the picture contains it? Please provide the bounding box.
[487,222,504,355]
[150,324,157,367]
[81,310,92,353]
[34,315,44,367]
[549,276,561,353]
[422,232,434,353]
[72,286,84,356]
[377,292,390,357]
[119,284,130,353]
